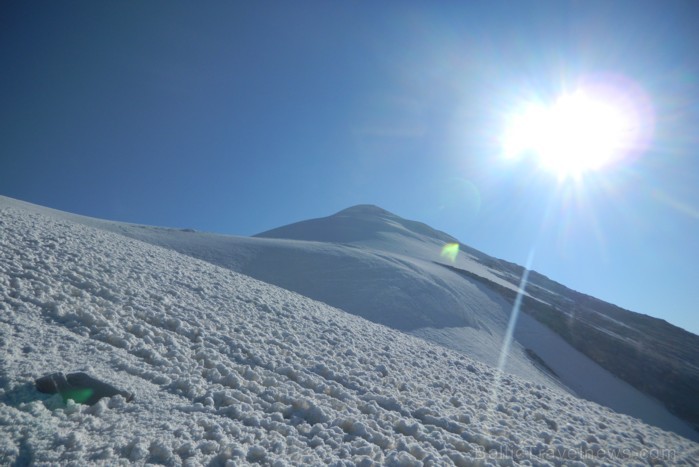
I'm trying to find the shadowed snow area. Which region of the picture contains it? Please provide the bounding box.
[1,197,698,464]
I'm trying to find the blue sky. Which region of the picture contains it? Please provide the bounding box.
[2,1,698,335]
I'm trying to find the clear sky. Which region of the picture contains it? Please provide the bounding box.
[2,1,698,335]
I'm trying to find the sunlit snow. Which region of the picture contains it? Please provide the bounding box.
[1,197,697,465]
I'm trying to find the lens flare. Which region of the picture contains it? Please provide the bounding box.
[61,387,94,404]
[441,243,460,263]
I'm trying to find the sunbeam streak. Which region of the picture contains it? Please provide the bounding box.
[497,249,536,373]
[486,249,537,433]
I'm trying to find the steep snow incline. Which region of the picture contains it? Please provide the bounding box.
[1,196,697,441]
[256,204,518,291]
[0,197,559,391]
[2,200,698,465]
[76,229,565,390]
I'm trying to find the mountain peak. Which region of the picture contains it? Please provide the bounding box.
[255,204,457,245]
[335,204,395,218]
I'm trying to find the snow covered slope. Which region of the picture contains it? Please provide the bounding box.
[2,198,698,464]
[1,196,697,443]
[0,199,559,389]
[258,204,699,441]
[256,204,520,291]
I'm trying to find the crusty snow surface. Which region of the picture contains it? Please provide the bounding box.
[62,200,696,440]
[1,201,698,465]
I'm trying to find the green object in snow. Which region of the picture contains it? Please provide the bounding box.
[35,372,133,405]
[61,387,95,404]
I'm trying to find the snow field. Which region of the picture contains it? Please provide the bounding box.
[67,213,565,391]
[1,204,698,465]
[81,203,699,439]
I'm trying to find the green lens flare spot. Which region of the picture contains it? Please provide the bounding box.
[61,387,94,404]
[441,243,460,263]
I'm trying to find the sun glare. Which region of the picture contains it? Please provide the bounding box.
[502,79,651,179]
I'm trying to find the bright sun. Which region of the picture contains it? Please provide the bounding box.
[502,88,639,179]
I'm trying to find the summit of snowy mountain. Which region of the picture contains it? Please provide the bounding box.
[335,204,394,217]
[255,204,458,246]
